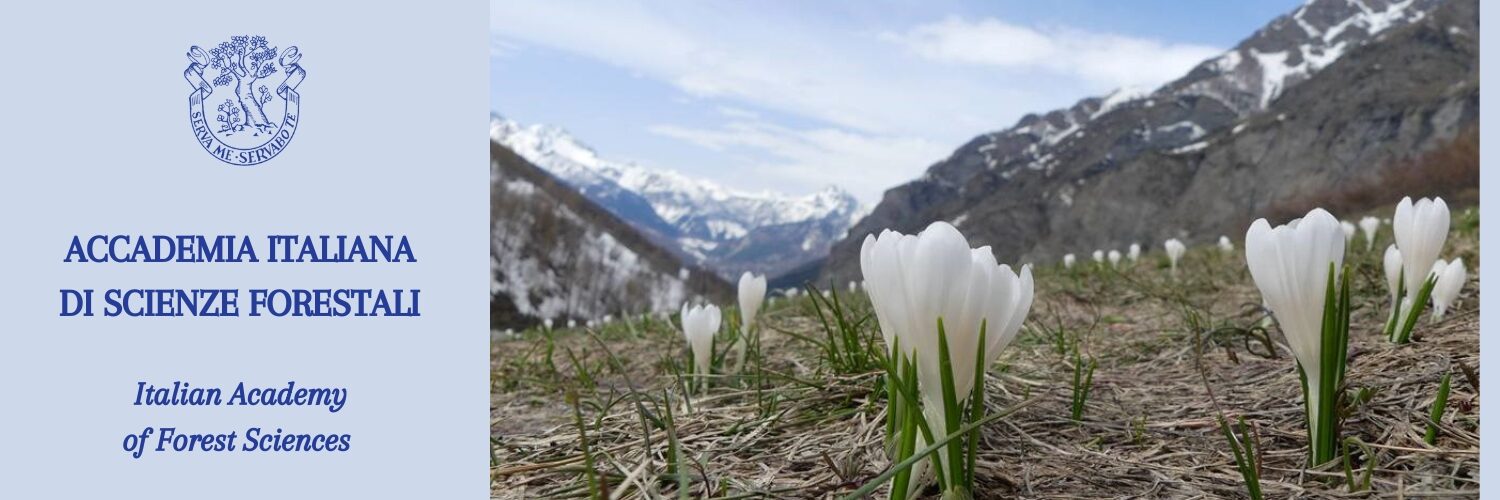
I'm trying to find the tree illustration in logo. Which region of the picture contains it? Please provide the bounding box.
[208,35,280,136]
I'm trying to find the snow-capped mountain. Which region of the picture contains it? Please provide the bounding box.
[820,0,1471,283]
[908,0,1439,194]
[490,141,732,330]
[491,114,865,279]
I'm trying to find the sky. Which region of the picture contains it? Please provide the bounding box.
[491,0,1304,205]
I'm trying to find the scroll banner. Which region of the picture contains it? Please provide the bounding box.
[186,51,305,166]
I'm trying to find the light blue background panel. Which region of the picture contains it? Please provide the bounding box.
[0,1,489,497]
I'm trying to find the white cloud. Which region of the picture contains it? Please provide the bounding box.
[648,120,948,204]
[490,36,522,59]
[490,1,1043,140]
[883,17,1223,89]
[490,1,1227,203]
[714,106,760,120]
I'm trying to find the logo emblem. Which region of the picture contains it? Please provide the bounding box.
[184,36,306,166]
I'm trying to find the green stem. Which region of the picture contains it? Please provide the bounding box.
[1425,373,1452,445]
[1310,264,1351,465]
[965,325,988,487]
[936,321,963,488]
[1395,275,1438,344]
[1385,274,1405,341]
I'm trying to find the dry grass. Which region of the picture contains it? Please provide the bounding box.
[491,223,1479,499]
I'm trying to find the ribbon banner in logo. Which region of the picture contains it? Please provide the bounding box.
[186,45,306,166]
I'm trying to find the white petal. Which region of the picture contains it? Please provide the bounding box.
[1383,245,1403,302]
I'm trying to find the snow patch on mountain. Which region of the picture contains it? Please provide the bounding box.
[491,115,861,234]
[1157,121,1208,141]
[491,113,865,278]
[1092,85,1152,119]
[960,0,1434,185]
[490,158,693,324]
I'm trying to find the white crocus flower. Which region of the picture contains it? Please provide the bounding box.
[735,272,767,370]
[1107,250,1122,268]
[680,303,722,387]
[1244,207,1346,463]
[849,280,858,292]
[1218,236,1234,253]
[1384,245,1403,305]
[1164,238,1186,273]
[860,221,1035,488]
[543,318,554,330]
[567,319,577,329]
[1359,216,1380,250]
[1063,253,1076,269]
[738,272,767,332]
[1392,197,1450,319]
[1431,258,1466,321]
[1128,243,1141,262]
[1092,249,1105,264]
[1340,220,1357,245]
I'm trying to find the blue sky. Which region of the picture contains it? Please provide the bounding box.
[491,0,1303,204]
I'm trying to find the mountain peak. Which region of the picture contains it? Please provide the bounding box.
[817,0,1464,285]
[491,114,866,280]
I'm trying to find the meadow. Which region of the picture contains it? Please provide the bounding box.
[490,206,1478,499]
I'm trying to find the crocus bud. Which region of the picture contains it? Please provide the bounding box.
[1383,245,1403,304]
[681,303,722,384]
[1393,197,1450,296]
[1164,238,1186,272]
[1359,216,1380,250]
[738,272,767,332]
[1431,258,1466,321]
[734,272,768,371]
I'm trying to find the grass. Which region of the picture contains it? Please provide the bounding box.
[801,283,882,375]
[1217,415,1264,500]
[1391,274,1438,344]
[1425,373,1453,446]
[491,218,1479,498]
[1069,342,1096,422]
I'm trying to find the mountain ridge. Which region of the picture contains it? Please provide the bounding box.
[490,141,732,330]
[816,0,1470,285]
[491,114,865,279]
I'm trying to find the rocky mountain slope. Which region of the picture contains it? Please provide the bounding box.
[492,115,864,280]
[490,141,731,330]
[820,0,1474,284]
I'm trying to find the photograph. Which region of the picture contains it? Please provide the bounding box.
[0,1,1489,498]
[488,0,1479,498]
